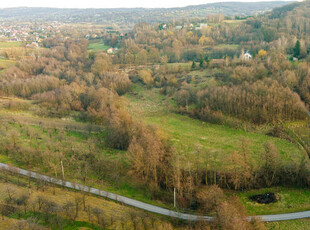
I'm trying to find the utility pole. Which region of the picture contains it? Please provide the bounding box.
[174,187,176,208]
[61,160,65,179]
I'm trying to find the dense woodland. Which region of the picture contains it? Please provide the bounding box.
[0,1,310,229]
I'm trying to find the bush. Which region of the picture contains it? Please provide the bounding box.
[105,109,134,150]
[196,185,225,213]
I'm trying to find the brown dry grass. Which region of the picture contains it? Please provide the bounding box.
[0,173,175,230]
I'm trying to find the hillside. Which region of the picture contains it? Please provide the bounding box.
[0,1,310,229]
[0,171,178,230]
[0,1,293,29]
[235,0,310,42]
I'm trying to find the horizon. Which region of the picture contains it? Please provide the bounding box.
[0,0,297,9]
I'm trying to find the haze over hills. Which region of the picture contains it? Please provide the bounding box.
[0,1,294,27]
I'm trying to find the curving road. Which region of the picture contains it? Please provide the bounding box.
[0,162,309,222]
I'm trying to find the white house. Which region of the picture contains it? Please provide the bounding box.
[240,49,252,61]
[107,48,115,54]
[195,23,208,30]
[244,52,252,61]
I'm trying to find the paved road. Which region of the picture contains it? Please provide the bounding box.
[1,162,310,222]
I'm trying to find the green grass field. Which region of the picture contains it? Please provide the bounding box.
[286,121,310,148]
[0,41,21,48]
[230,187,310,215]
[223,19,246,28]
[267,219,310,230]
[166,62,191,71]
[224,20,246,24]
[88,41,109,51]
[0,59,16,76]
[215,43,240,49]
[125,84,306,170]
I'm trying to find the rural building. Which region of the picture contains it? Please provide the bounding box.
[107,48,115,54]
[244,52,252,61]
[195,23,208,30]
[240,48,252,61]
[26,41,39,49]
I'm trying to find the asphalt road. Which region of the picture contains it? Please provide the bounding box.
[1,162,309,222]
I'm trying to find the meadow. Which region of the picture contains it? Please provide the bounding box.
[286,121,310,152]
[125,84,306,170]
[223,19,246,27]
[266,219,310,230]
[0,59,16,76]
[0,41,21,48]
[124,84,310,216]
[88,40,109,51]
[231,187,310,215]
[214,43,240,49]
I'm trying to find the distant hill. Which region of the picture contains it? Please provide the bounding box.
[184,1,295,13]
[254,1,310,39]
[0,1,295,29]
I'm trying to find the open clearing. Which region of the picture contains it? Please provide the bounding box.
[0,41,22,48]
[88,40,109,51]
[286,121,310,152]
[0,111,102,133]
[0,59,16,76]
[230,187,310,215]
[214,43,240,49]
[266,218,310,230]
[125,84,306,170]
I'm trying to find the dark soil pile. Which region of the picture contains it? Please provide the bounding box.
[249,193,277,204]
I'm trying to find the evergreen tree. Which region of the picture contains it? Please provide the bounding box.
[191,61,196,70]
[204,55,210,65]
[294,40,301,58]
[199,56,204,69]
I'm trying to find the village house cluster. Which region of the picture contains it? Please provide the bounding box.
[0,21,64,43]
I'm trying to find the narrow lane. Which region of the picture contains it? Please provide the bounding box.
[0,162,309,222]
